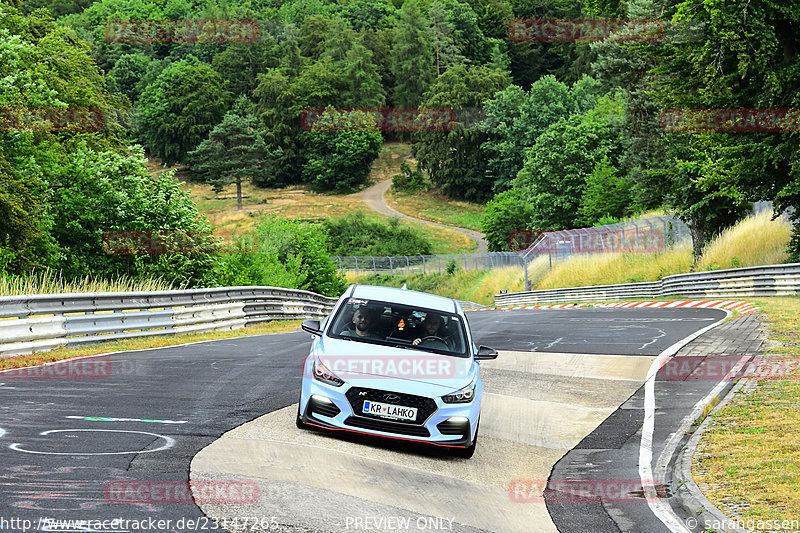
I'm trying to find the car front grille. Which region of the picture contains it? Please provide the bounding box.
[345,387,438,425]
[343,416,431,437]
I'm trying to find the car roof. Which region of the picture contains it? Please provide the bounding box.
[348,284,459,314]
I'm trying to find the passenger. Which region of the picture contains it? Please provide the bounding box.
[341,307,382,340]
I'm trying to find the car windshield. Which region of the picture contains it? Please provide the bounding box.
[327,298,468,357]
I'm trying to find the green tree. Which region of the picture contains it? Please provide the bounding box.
[578,156,633,226]
[480,75,576,192]
[49,144,218,286]
[391,0,435,107]
[644,0,798,257]
[430,0,465,79]
[515,94,625,229]
[481,187,537,251]
[414,64,510,201]
[303,109,383,192]
[108,52,151,104]
[137,57,230,165]
[343,37,386,107]
[188,99,278,211]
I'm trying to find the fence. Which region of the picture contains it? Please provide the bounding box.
[334,216,692,286]
[333,252,526,276]
[0,286,338,357]
[494,262,800,305]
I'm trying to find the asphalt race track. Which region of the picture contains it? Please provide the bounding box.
[0,307,728,533]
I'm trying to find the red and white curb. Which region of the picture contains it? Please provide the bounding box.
[466,300,758,316]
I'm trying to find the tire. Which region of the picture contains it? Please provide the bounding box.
[296,401,307,430]
[453,420,479,459]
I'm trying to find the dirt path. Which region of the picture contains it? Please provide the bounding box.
[361,178,489,253]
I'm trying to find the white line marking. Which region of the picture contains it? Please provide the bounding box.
[545,337,563,349]
[639,308,731,532]
[9,429,175,455]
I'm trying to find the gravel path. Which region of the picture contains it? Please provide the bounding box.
[361,179,489,253]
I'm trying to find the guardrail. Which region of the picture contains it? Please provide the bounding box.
[0,286,339,357]
[494,263,800,305]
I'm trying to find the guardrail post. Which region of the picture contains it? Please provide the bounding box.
[523,255,530,291]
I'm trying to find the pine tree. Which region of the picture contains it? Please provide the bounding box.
[188,99,278,211]
[391,0,435,107]
[343,39,386,107]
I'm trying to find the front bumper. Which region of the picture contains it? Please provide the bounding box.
[299,380,479,448]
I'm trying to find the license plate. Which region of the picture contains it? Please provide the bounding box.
[362,400,417,421]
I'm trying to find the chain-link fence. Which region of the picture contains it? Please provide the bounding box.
[333,252,523,276]
[333,216,692,279]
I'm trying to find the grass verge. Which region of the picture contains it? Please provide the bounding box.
[385,189,485,232]
[692,297,800,524]
[0,320,303,371]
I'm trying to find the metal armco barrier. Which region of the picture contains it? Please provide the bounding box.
[495,263,800,306]
[0,286,339,357]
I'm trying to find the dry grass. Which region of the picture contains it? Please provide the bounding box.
[0,320,303,371]
[0,269,178,297]
[181,143,476,254]
[532,211,792,290]
[693,297,800,525]
[696,211,791,271]
[534,242,694,289]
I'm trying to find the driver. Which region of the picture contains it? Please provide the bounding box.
[411,313,450,346]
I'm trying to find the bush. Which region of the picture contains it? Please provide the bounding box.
[481,188,537,251]
[217,216,345,297]
[392,162,428,192]
[445,259,458,275]
[322,211,433,256]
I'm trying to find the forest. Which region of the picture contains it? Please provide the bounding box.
[0,0,798,296]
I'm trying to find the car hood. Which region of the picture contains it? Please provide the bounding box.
[312,336,475,391]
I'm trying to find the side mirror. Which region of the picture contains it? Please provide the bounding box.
[475,345,498,360]
[301,320,322,336]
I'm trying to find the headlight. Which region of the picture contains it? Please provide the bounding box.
[313,359,344,387]
[442,379,476,404]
